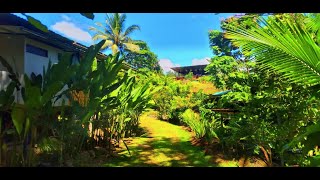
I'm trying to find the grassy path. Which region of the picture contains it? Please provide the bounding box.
[104,111,215,167]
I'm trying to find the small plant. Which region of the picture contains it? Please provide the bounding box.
[180,109,205,139]
[185,71,193,80]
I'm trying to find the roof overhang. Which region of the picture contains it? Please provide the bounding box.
[171,64,208,74]
[0,13,135,71]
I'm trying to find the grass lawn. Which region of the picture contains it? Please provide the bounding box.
[104,110,216,167]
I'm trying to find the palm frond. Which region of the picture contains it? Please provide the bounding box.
[305,13,320,32]
[112,13,121,35]
[225,14,320,86]
[100,40,114,51]
[305,13,320,44]
[91,13,140,54]
[111,44,119,55]
[119,13,127,33]
[90,26,111,39]
[105,13,117,37]
[123,43,140,53]
[92,34,108,41]
[124,25,140,37]
[94,22,105,29]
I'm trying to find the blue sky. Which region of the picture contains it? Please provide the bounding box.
[14,13,237,72]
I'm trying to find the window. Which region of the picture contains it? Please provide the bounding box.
[58,53,62,60]
[26,44,48,57]
[71,52,80,65]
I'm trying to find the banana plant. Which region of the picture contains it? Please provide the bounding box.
[116,70,161,137]
[2,50,77,166]
[65,41,130,151]
[96,70,160,155]
[10,53,76,166]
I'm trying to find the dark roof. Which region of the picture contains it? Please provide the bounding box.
[171,64,207,71]
[171,64,208,75]
[0,13,133,70]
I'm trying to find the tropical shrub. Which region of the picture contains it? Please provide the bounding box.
[202,13,320,166]
[223,13,320,166]
[124,41,162,72]
[181,108,219,144]
[181,109,205,139]
[185,71,193,80]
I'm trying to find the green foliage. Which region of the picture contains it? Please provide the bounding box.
[309,155,320,167]
[0,82,15,110]
[181,109,205,139]
[124,40,162,72]
[305,13,320,44]
[0,38,156,166]
[205,56,238,90]
[11,107,25,136]
[209,30,237,57]
[110,70,160,139]
[144,72,217,130]
[181,109,219,142]
[185,71,193,80]
[0,56,21,89]
[22,13,95,34]
[202,13,320,166]
[0,14,158,166]
[151,75,193,123]
[80,13,94,20]
[22,13,49,32]
[197,75,211,83]
[38,137,63,154]
[225,13,320,86]
[153,86,174,120]
[89,13,141,54]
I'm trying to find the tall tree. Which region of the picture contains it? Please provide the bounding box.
[206,14,259,90]
[124,40,161,72]
[89,13,141,55]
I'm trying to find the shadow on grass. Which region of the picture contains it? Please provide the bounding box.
[104,137,214,167]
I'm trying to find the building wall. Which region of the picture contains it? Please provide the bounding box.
[25,38,71,106]
[0,34,25,103]
[24,38,63,77]
[0,35,74,106]
[1,32,88,107]
[0,34,25,85]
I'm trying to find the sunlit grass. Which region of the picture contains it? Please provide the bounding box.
[104,110,215,167]
[188,80,219,94]
[217,161,239,167]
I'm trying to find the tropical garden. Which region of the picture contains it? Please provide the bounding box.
[0,13,320,167]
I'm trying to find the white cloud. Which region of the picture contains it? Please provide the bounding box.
[191,57,210,66]
[159,59,180,73]
[61,14,71,21]
[51,21,93,44]
[219,17,225,22]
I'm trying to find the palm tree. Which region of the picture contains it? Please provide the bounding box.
[89,13,141,55]
[224,13,320,87]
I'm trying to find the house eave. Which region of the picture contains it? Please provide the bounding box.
[0,13,136,71]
